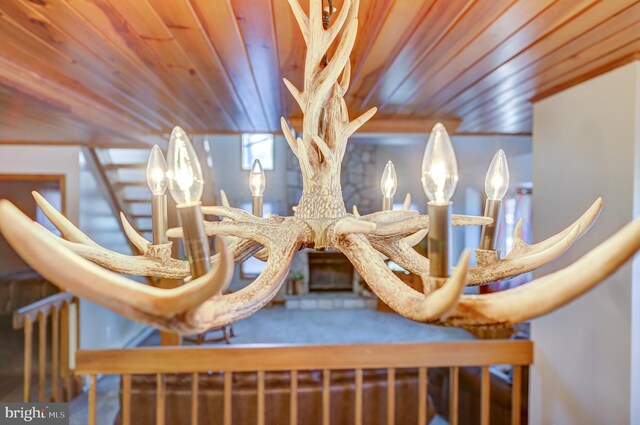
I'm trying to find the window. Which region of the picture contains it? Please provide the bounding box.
[242,133,274,170]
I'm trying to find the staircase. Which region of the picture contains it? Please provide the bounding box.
[92,148,154,242]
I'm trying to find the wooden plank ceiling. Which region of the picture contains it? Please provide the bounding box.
[0,0,638,145]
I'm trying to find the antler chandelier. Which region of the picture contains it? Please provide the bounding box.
[1,0,640,334]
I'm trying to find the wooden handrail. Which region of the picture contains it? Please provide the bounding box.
[13,291,78,403]
[13,292,76,329]
[75,340,532,374]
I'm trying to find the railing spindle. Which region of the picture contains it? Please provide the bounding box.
[355,368,363,425]
[418,367,427,425]
[480,366,490,425]
[449,367,459,425]
[60,302,70,401]
[122,374,131,425]
[51,306,60,402]
[191,373,199,425]
[290,370,298,425]
[511,365,522,425]
[386,368,395,425]
[323,369,330,425]
[224,371,232,425]
[257,371,265,425]
[88,374,97,425]
[38,311,47,402]
[156,374,165,425]
[23,316,33,402]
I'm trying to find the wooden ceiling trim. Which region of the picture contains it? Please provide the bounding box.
[289,117,461,135]
[356,0,475,112]
[391,0,558,116]
[64,0,207,129]
[347,0,435,112]
[436,0,639,119]
[531,41,640,101]
[229,0,282,131]
[103,0,232,130]
[533,53,640,102]
[459,20,640,130]
[414,0,600,117]
[190,0,271,131]
[367,0,513,113]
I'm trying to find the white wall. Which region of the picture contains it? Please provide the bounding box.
[0,145,145,349]
[530,61,640,424]
[0,145,81,222]
[208,134,289,215]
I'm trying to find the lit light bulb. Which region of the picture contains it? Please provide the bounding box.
[249,159,266,196]
[146,145,168,195]
[380,161,397,198]
[484,149,509,201]
[166,126,204,206]
[421,122,458,204]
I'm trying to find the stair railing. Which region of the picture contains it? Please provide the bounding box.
[13,291,79,402]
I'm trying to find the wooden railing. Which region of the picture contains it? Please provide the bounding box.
[13,291,78,403]
[75,339,533,425]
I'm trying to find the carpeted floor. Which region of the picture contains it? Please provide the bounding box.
[142,305,474,346]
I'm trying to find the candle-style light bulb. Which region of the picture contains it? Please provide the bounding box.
[421,123,459,205]
[250,159,266,217]
[380,161,397,198]
[422,122,458,278]
[249,159,266,196]
[480,150,510,251]
[484,149,509,201]
[146,145,169,245]
[146,145,168,195]
[166,126,210,278]
[380,160,397,211]
[167,126,204,206]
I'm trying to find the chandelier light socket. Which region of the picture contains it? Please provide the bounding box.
[151,194,168,245]
[382,196,393,211]
[480,198,501,251]
[177,202,211,279]
[252,195,264,217]
[428,202,452,278]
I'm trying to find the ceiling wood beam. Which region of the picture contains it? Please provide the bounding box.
[289,117,461,136]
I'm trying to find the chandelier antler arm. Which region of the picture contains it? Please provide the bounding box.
[332,230,470,321]
[119,212,151,254]
[371,214,492,239]
[32,191,99,247]
[0,200,234,318]
[503,197,601,261]
[183,219,310,332]
[467,198,602,285]
[443,217,640,326]
[33,191,260,278]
